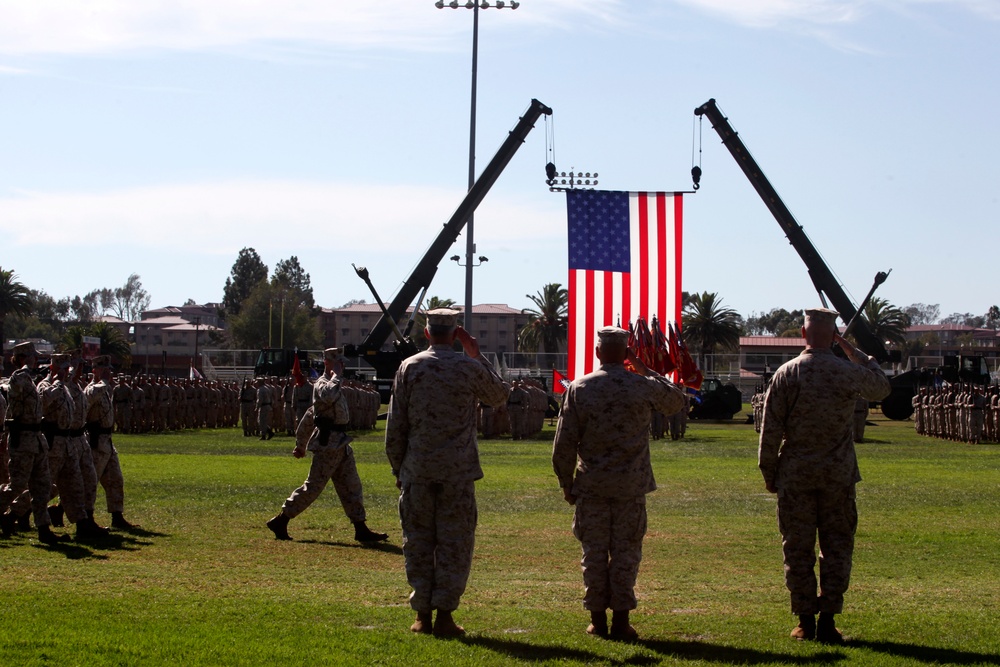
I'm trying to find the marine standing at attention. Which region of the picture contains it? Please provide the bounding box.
[384,308,509,637]
[552,326,685,640]
[759,307,890,644]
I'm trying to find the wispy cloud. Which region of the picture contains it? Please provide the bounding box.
[0,1,625,57]
[0,180,562,255]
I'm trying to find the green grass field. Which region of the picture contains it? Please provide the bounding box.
[2,411,999,666]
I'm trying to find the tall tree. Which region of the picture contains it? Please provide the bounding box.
[0,268,33,348]
[903,303,940,326]
[272,255,315,310]
[109,273,151,321]
[681,291,742,372]
[861,297,911,348]
[226,281,321,350]
[517,283,568,354]
[742,307,804,337]
[223,247,268,316]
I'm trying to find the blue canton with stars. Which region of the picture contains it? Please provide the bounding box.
[567,189,631,272]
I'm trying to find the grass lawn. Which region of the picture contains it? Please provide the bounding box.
[2,410,999,666]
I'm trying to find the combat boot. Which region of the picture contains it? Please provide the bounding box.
[38,525,70,545]
[432,610,465,638]
[77,517,111,540]
[48,504,65,527]
[111,512,138,530]
[791,614,816,640]
[586,610,608,637]
[353,521,388,543]
[410,611,433,634]
[0,512,15,537]
[816,612,844,645]
[266,512,292,540]
[609,610,638,641]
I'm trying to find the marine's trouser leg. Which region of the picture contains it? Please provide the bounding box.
[399,480,477,614]
[573,496,647,612]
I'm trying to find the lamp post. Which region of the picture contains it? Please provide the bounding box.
[193,316,201,372]
[434,0,519,330]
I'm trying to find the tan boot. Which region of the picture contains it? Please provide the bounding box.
[433,610,466,638]
[791,614,816,640]
[410,611,433,634]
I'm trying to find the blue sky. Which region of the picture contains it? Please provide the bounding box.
[2,1,998,322]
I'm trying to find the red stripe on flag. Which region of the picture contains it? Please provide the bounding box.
[656,193,668,321]
[621,272,631,328]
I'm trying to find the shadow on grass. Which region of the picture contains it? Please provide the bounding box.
[850,639,1000,665]
[640,638,846,665]
[463,635,846,666]
[300,539,404,555]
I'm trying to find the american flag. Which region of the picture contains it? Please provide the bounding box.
[566,190,684,379]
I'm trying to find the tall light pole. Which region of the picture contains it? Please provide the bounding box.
[435,0,519,332]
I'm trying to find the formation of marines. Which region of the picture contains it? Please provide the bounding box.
[480,377,550,440]
[911,383,997,444]
[111,375,242,433]
[1,344,136,543]
[246,375,380,440]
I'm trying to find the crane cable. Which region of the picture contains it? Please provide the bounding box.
[691,112,702,190]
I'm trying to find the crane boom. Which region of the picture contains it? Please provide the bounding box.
[694,98,888,362]
[346,98,553,388]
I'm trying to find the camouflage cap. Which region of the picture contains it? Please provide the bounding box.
[49,353,71,368]
[804,307,840,326]
[323,348,344,362]
[12,341,37,356]
[426,308,461,328]
[597,326,630,345]
[92,355,112,368]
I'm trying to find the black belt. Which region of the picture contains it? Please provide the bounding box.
[68,427,87,437]
[6,420,42,432]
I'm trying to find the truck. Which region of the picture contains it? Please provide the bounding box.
[344,99,553,400]
[694,98,989,420]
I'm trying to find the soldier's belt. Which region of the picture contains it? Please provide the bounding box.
[6,420,43,432]
[68,427,87,437]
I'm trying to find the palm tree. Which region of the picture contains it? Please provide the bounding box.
[0,268,33,350]
[861,297,910,349]
[63,321,133,366]
[681,291,741,372]
[517,283,568,353]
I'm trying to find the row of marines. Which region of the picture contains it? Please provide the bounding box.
[480,378,550,440]
[1,343,137,543]
[112,375,241,433]
[911,383,997,444]
[245,375,380,440]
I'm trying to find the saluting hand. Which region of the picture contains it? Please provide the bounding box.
[454,326,481,359]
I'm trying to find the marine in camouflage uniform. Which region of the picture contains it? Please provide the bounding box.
[255,378,273,440]
[67,353,107,536]
[759,308,890,644]
[266,348,387,543]
[85,355,137,530]
[385,308,510,637]
[552,326,685,640]
[0,342,67,543]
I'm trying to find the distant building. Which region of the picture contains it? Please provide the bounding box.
[329,302,530,357]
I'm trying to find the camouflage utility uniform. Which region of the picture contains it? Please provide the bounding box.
[280,371,366,523]
[759,345,890,616]
[553,357,684,614]
[385,342,509,615]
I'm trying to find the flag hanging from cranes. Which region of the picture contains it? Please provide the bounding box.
[566,189,684,379]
